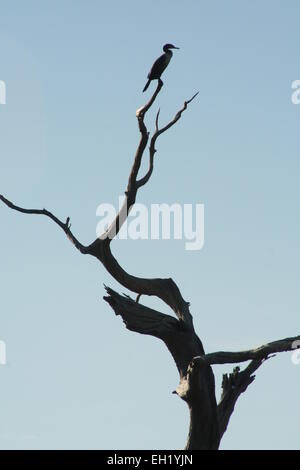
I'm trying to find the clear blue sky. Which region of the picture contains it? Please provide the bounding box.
[0,0,299,450]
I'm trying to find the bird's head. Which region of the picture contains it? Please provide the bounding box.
[163,44,180,52]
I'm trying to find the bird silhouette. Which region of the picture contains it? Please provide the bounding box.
[143,43,179,92]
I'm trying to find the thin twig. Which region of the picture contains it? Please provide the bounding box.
[0,194,87,253]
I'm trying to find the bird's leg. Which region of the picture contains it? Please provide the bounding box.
[158,78,163,87]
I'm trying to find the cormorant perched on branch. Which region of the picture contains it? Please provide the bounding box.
[143,43,179,92]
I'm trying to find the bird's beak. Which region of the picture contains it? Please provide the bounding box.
[173,46,180,49]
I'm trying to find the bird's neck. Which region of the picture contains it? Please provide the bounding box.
[165,49,173,57]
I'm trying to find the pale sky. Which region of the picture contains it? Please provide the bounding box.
[0,0,299,449]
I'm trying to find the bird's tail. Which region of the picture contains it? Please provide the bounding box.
[143,79,151,92]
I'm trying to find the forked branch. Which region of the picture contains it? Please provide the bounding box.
[217,359,267,439]
[137,92,199,189]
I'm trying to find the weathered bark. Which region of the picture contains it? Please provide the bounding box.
[175,357,220,450]
[1,79,299,450]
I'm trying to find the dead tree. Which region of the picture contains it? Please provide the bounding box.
[1,80,299,449]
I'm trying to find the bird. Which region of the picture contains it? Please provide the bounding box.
[143,43,179,92]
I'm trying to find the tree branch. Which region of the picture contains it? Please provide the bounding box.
[217,358,267,439]
[0,194,87,254]
[201,335,300,439]
[96,83,163,241]
[103,285,179,339]
[204,335,300,365]
[136,92,199,189]
[180,334,300,441]
[103,286,204,376]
